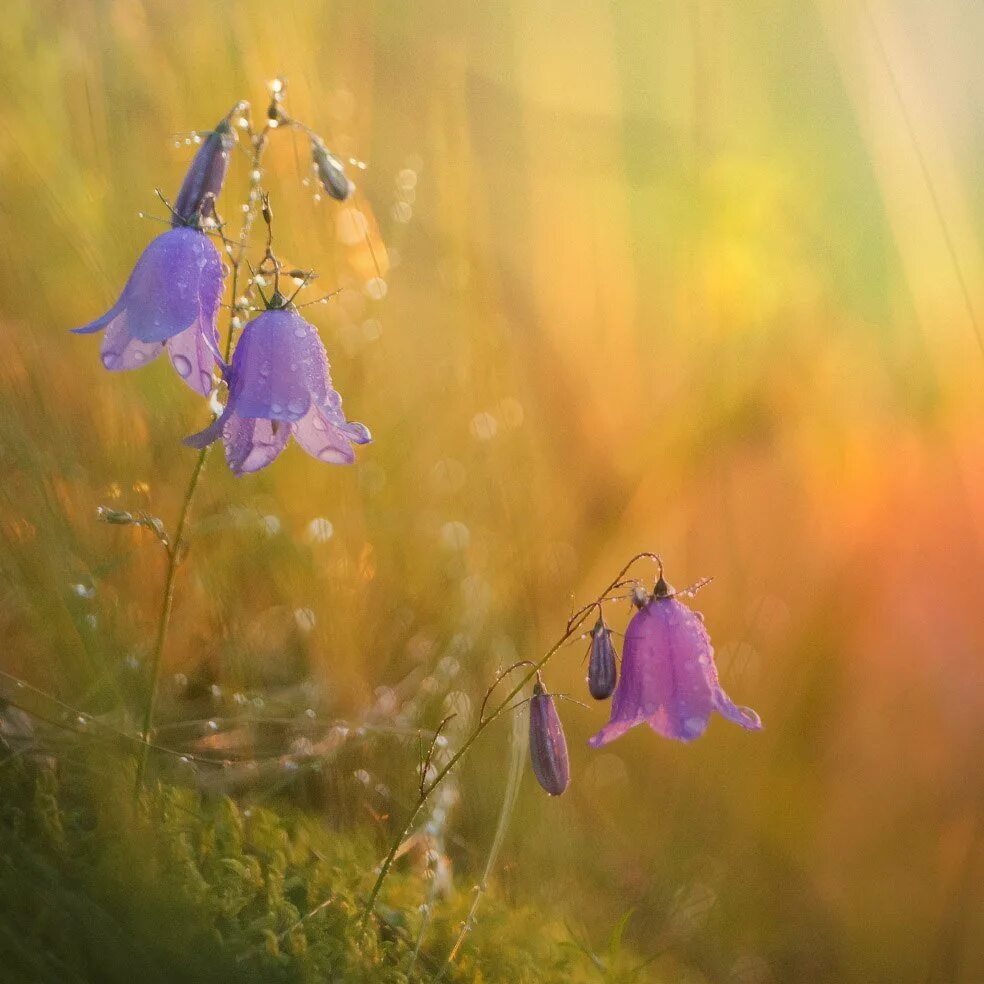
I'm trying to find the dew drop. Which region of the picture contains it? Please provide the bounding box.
[102,353,119,369]
[270,403,284,415]
[287,398,306,416]
[172,354,192,378]
[312,416,326,431]
[294,324,307,338]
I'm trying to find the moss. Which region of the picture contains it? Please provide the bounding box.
[0,758,601,984]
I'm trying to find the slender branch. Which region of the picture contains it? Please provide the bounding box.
[357,552,662,924]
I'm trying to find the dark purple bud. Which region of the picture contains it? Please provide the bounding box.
[311,137,354,201]
[172,119,234,227]
[587,617,617,700]
[529,678,569,796]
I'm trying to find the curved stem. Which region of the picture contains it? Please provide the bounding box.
[133,445,209,794]
[358,552,659,924]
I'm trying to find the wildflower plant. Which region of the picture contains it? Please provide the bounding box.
[68,79,374,790]
[16,77,764,977]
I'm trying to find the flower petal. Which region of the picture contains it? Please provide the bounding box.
[124,228,220,343]
[223,414,291,475]
[232,310,322,421]
[71,296,124,335]
[166,320,217,396]
[183,403,233,449]
[293,403,358,464]
[99,310,165,371]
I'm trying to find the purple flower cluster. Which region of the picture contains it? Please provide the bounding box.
[72,115,370,475]
[528,567,762,797]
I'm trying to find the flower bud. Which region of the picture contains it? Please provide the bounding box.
[587,617,617,700]
[529,678,569,796]
[311,137,355,201]
[172,119,234,227]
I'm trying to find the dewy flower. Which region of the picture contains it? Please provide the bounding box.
[172,118,235,226]
[529,676,570,796]
[589,574,762,745]
[71,227,224,396]
[185,296,371,475]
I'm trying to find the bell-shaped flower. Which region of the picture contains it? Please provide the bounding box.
[589,576,762,745]
[71,227,224,396]
[185,298,370,475]
[172,118,235,226]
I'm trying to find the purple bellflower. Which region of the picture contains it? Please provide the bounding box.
[529,677,570,796]
[184,295,371,475]
[71,227,224,396]
[589,574,762,746]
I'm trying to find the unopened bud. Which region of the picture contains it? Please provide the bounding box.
[172,118,234,227]
[311,137,355,201]
[587,617,617,700]
[529,677,569,796]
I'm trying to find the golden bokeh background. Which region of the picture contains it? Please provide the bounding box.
[2,1,983,980]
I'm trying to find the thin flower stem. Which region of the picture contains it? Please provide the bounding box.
[134,100,274,798]
[357,552,661,925]
[133,445,209,795]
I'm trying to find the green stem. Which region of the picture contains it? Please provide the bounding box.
[133,445,209,795]
[357,552,659,925]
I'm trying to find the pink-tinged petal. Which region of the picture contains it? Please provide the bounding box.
[71,297,124,335]
[293,403,357,464]
[712,693,763,730]
[99,311,165,372]
[125,228,220,343]
[223,415,290,475]
[166,319,217,396]
[232,310,322,421]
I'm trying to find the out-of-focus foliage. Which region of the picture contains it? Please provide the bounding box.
[0,754,599,984]
[1,1,983,982]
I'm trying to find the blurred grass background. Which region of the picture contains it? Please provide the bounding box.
[1,0,984,981]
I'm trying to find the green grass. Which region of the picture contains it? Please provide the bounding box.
[0,750,604,984]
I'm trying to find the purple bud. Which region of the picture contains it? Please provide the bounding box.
[311,137,354,201]
[587,617,617,700]
[529,678,569,796]
[173,119,234,227]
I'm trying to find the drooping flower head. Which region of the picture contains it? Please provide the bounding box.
[185,292,370,475]
[71,227,224,396]
[589,569,762,746]
[172,117,236,226]
[529,676,570,796]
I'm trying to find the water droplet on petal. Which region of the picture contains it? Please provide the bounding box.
[294,324,307,338]
[312,416,327,431]
[270,403,284,415]
[102,353,119,369]
[287,398,306,417]
[173,354,192,378]
[319,447,350,463]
